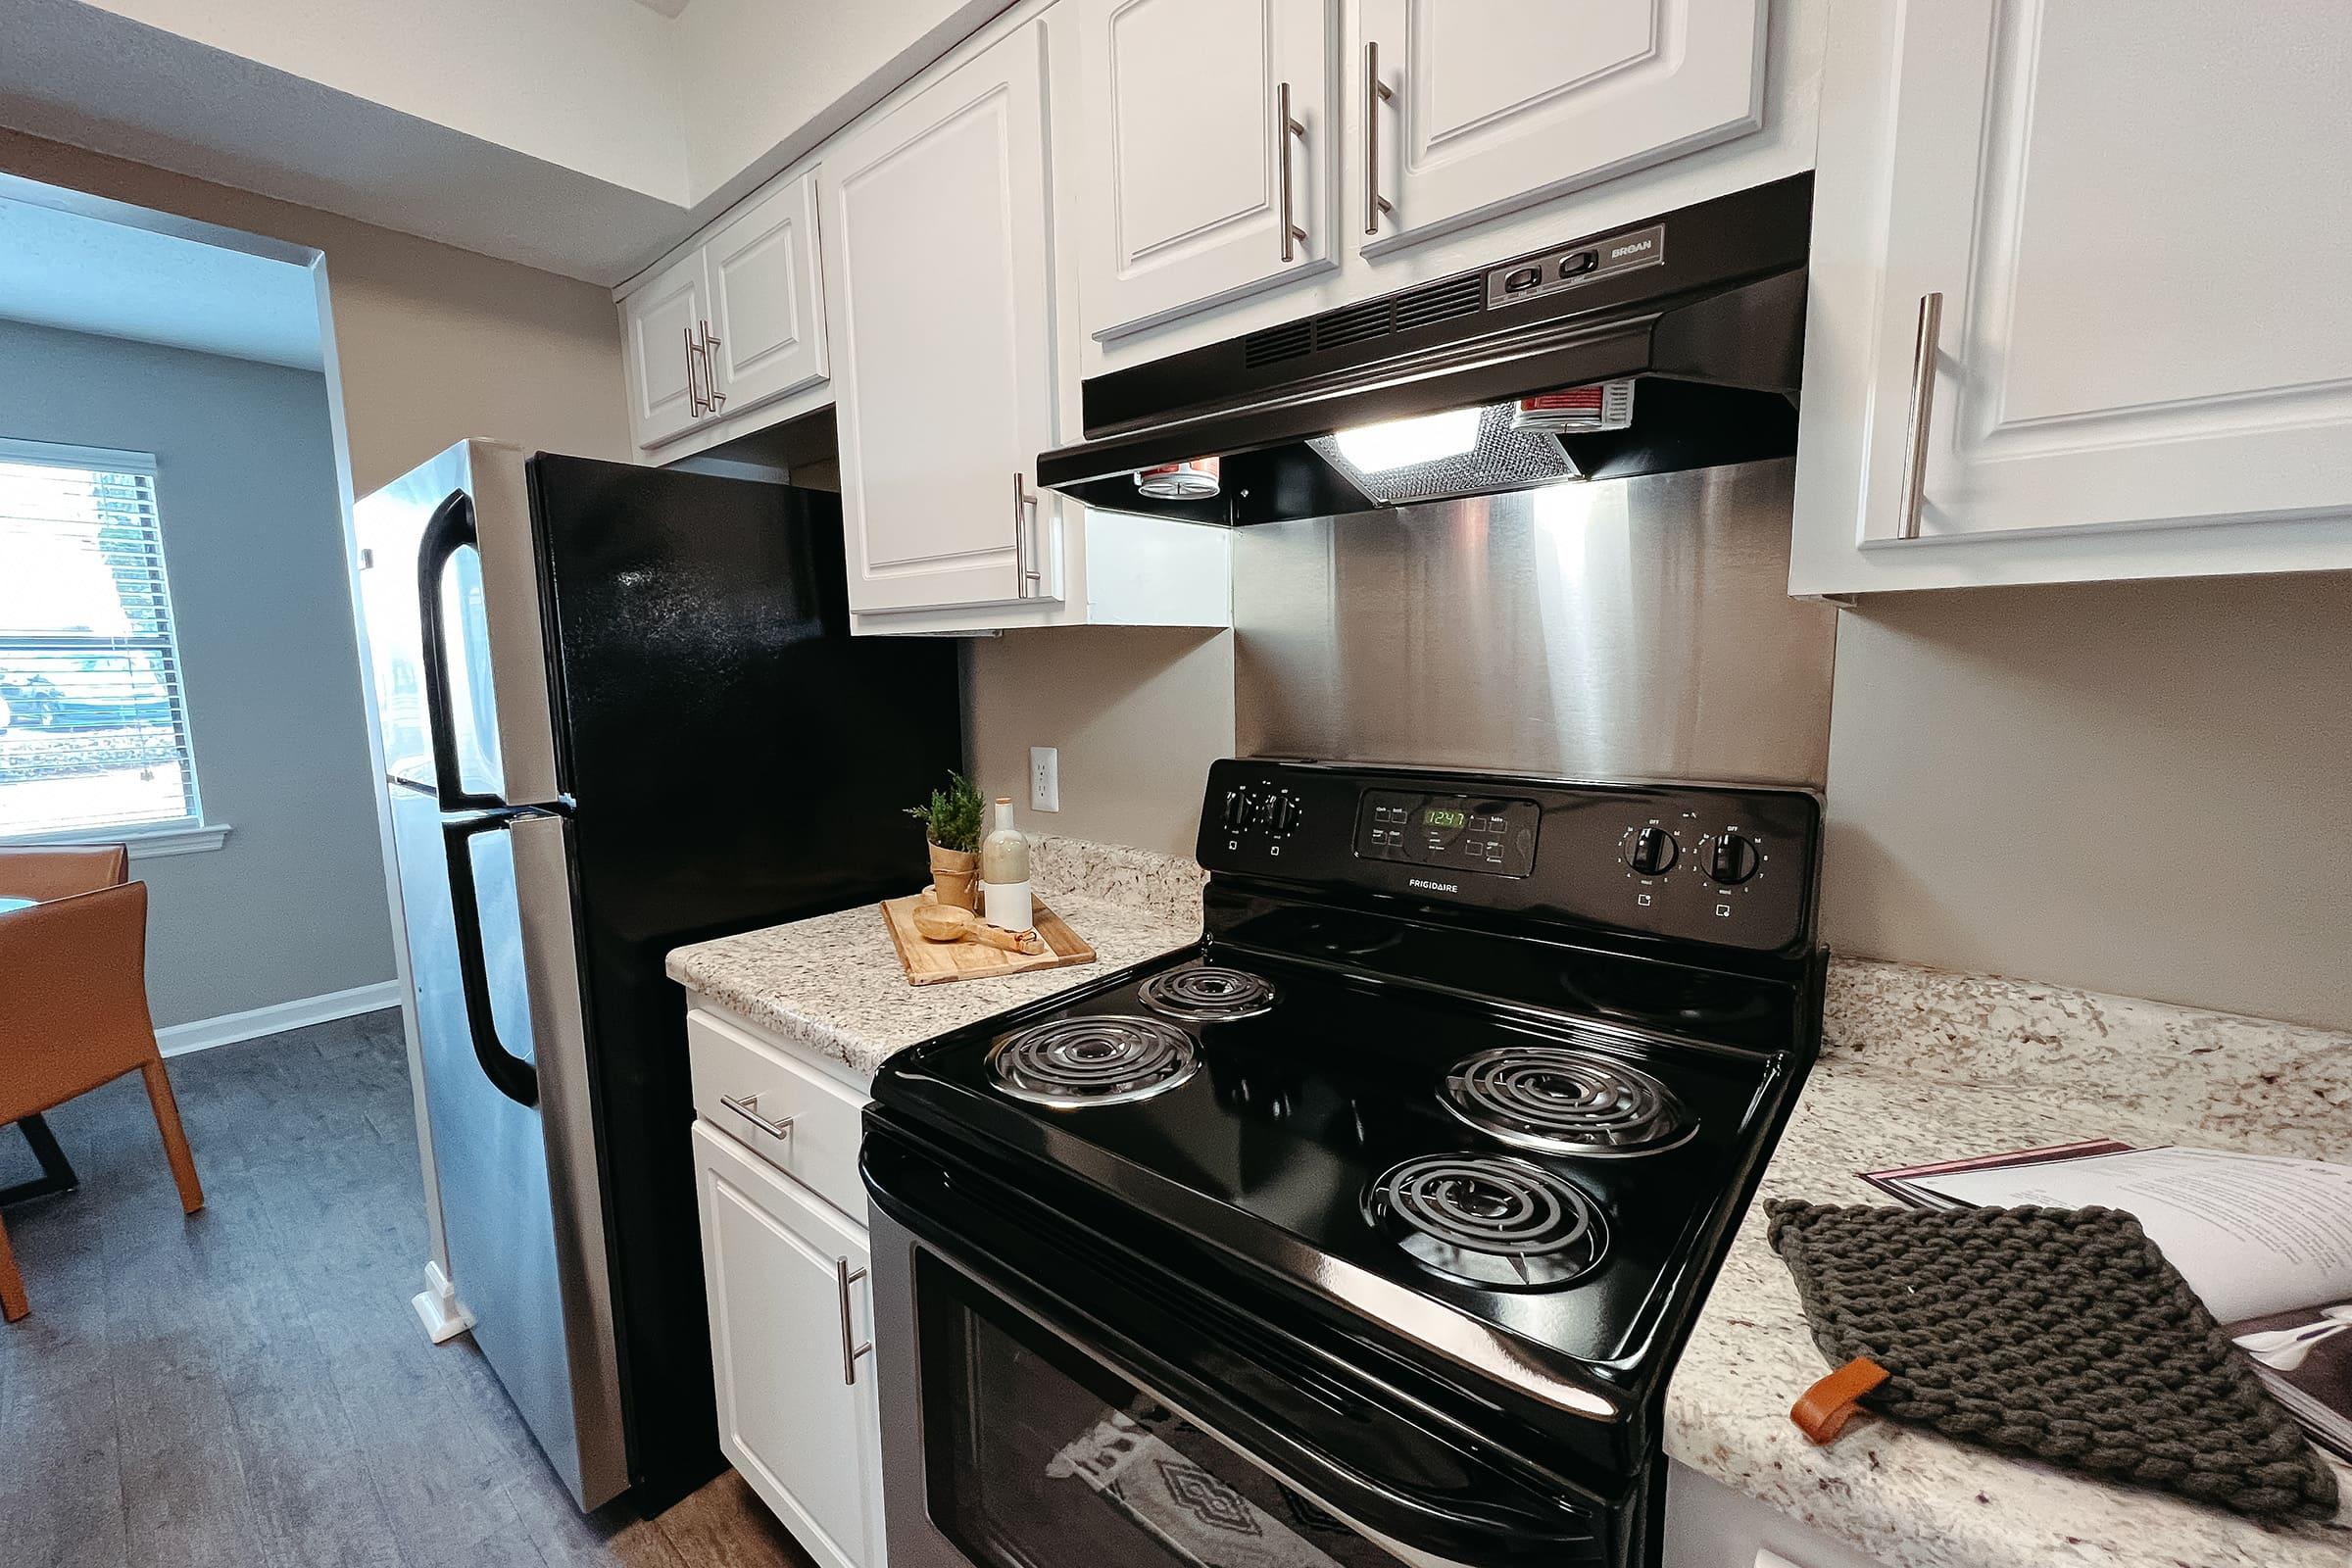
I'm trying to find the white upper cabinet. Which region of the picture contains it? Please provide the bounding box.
[1790,1,2352,593]
[1353,0,1768,257]
[825,17,1066,617]
[704,172,829,418]
[1075,0,1341,339]
[1068,0,1784,346]
[618,167,830,456]
[621,249,710,451]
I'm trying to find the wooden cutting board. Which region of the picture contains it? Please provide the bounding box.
[878,893,1097,986]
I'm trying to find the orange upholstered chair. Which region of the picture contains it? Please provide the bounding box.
[0,843,129,902]
[0,869,203,1321]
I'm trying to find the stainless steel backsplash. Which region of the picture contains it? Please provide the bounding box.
[1232,459,1836,787]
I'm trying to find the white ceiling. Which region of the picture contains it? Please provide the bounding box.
[630,0,693,14]
[0,196,324,371]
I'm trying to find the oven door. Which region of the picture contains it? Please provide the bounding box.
[863,1125,1620,1568]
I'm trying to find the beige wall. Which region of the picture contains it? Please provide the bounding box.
[1821,573,2352,1031]
[0,128,628,493]
[963,628,1235,858]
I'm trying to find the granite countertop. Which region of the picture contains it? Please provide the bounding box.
[664,835,1205,1079]
[666,843,2352,1567]
[1667,959,2352,1568]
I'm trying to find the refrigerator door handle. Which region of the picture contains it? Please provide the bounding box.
[416,488,511,813]
[441,812,541,1107]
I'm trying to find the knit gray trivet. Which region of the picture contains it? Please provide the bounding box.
[1766,1200,2338,1521]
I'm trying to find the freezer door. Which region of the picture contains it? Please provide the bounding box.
[389,786,627,1507]
[356,440,563,807]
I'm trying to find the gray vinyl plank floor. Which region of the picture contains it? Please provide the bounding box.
[0,1010,812,1568]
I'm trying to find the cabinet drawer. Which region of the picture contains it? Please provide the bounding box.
[687,1008,869,1219]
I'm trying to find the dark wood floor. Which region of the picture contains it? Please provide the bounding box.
[0,1010,814,1568]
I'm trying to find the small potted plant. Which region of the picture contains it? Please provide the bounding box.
[905,771,986,911]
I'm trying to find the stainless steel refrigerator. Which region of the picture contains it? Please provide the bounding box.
[354,440,959,1509]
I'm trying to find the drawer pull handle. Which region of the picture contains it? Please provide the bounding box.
[1276,80,1307,262]
[836,1256,873,1385]
[1896,290,1943,540]
[720,1093,794,1142]
[1364,41,1395,236]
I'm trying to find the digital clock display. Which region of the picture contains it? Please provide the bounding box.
[1422,808,1467,830]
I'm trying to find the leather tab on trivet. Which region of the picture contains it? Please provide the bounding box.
[1790,1357,1889,1444]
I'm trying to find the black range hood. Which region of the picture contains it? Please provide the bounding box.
[1037,173,1812,526]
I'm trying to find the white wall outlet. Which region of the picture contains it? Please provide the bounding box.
[1029,746,1060,812]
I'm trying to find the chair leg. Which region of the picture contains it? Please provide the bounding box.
[0,1209,25,1322]
[140,1058,204,1215]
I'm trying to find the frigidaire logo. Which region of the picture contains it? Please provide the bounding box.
[1407,877,1460,895]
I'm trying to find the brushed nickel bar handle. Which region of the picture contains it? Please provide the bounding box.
[719,1093,792,1142]
[1896,291,1943,540]
[700,319,727,411]
[836,1256,873,1385]
[683,325,706,416]
[1013,472,1042,596]
[1277,80,1307,262]
[1363,42,1395,236]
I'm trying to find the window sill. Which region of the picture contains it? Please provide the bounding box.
[3,823,234,860]
[125,823,233,859]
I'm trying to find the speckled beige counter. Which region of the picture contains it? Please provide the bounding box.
[664,835,1203,1080]
[1668,958,2352,1568]
[669,865,2349,1568]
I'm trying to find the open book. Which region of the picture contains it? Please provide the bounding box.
[1863,1143,2352,1461]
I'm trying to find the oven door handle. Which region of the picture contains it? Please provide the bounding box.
[863,1126,1611,1565]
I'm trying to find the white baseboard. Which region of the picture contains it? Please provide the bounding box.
[412,1259,473,1345]
[156,979,404,1056]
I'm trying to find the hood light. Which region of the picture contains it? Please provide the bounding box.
[1331,408,1482,475]
[1134,456,1221,499]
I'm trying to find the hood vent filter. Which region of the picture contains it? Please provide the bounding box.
[1307,402,1579,507]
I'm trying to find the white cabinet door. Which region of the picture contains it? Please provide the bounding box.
[1789,1,2352,592]
[692,1123,884,1568]
[1076,0,1340,339]
[622,249,711,450]
[1353,0,1767,256]
[706,172,830,418]
[824,18,1064,616]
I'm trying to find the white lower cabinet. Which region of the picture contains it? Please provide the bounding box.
[691,1120,885,1568]
[1663,1460,1892,1568]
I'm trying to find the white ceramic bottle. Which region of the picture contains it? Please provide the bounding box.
[979,797,1034,932]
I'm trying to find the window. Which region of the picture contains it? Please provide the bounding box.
[0,439,205,842]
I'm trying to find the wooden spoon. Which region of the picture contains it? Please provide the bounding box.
[909,902,1046,955]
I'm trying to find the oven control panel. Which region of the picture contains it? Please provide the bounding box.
[1198,760,1821,955]
[1354,791,1539,878]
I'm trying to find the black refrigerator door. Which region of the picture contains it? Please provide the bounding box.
[524,454,961,1500]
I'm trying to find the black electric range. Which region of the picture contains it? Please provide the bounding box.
[862,760,1826,1568]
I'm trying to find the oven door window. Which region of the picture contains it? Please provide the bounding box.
[919,1252,1412,1568]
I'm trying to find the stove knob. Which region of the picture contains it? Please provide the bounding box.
[1626,825,1678,875]
[1222,789,1250,830]
[1709,832,1761,886]
[1274,796,1300,834]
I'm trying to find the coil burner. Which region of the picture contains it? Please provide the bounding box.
[1137,966,1279,1023]
[989,1015,1200,1108]
[1442,1046,1692,1157]
[1366,1153,1606,1289]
